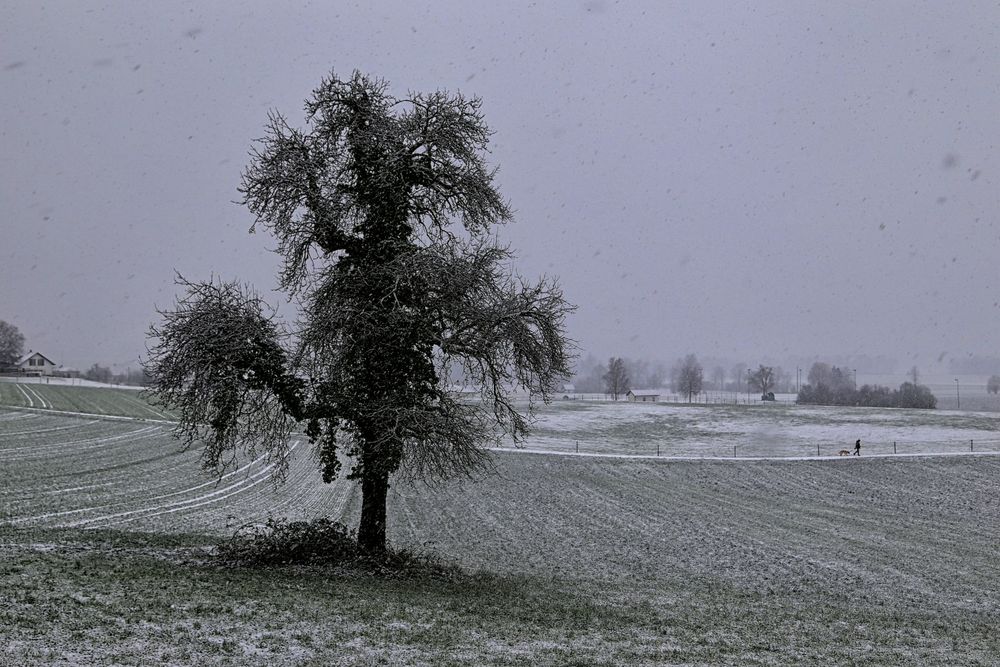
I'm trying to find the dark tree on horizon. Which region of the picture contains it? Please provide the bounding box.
[146,71,573,553]
[674,354,704,402]
[603,357,629,400]
[0,320,25,366]
[749,365,776,397]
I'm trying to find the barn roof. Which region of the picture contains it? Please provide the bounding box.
[627,389,660,396]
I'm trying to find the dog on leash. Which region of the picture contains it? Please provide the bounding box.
[838,449,851,456]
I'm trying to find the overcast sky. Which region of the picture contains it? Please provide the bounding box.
[3,1,1000,373]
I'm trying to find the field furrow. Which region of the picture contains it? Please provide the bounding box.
[2,394,999,665]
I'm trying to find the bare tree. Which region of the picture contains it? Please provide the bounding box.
[749,365,776,398]
[711,365,726,391]
[646,360,668,389]
[988,375,1000,395]
[84,364,112,384]
[807,362,832,388]
[674,354,703,402]
[730,363,747,393]
[146,71,573,554]
[603,357,629,400]
[773,366,792,393]
[909,365,920,384]
[0,320,25,366]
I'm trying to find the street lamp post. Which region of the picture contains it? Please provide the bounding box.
[955,378,960,410]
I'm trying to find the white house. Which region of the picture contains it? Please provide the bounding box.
[15,351,58,376]
[626,389,660,403]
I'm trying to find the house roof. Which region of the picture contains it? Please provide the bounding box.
[16,351,56,366]
[627,389,660,396]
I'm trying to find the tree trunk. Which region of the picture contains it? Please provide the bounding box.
[357,468,390,554]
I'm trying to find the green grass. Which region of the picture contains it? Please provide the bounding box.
[0,380,173,420]
[0,527,669,666]
[3,444,1000,664]
[4,521,993,666]
[2,405,1000,663]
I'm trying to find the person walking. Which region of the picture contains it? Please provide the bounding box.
[853,439,861,456]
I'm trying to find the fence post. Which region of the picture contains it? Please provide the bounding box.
[816,443,819,457]
[733,444,737,458]
[657,442,660,457]
[893,441,896,454]
[971,439,974,452]
[575,440,578,454]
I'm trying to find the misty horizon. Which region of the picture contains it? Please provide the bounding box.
[4,2,1000,373]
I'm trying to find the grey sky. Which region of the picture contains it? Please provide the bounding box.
[2,1,999,372]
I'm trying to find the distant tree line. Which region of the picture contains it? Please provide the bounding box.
[672,354,703,402]
[796,362,936,409]
[83,364,150,386]
[602,357,629,400]
[573,356,668,393]
[0,320,25,367]
[573,354,800,398]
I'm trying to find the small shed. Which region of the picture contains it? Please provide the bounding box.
[626,389,660,403]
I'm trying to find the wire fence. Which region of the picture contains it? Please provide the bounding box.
[509,437,1000,459]
[567,392,797,406]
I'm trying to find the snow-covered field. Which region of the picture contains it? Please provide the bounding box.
[2,398,998,534]
[0,410,353,535]
[0,375,144,390]
[0,381,170,419]
[523,400,1000,457]
[2,396,1000,664]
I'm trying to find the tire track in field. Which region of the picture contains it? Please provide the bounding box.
[0,424,163,462]
[12,383,47,409]
[155,450,358,532]
[14,384,33,408]
[61,441,303,529]
[11,447,267,525]
[34,439,181,482]
[1,432,181,495]
[24,384,51,409]
[0,419,102,438]
[0,404,176,425]
[116,392,172,420]
[0,410,36,421]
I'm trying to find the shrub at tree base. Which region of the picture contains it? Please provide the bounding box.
[214,517,459,579]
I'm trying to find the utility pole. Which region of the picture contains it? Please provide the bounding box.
[955,378,961,410]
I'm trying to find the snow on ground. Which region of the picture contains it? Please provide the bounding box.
[0,376,144,390]
[524,399,1000,457]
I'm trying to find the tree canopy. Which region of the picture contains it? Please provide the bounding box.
[673,354,703,402]
[748,365,776,398]
[797,360,936,409]
[0,320,25,366]
[146,71,573,552]
[602,357,629,400]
